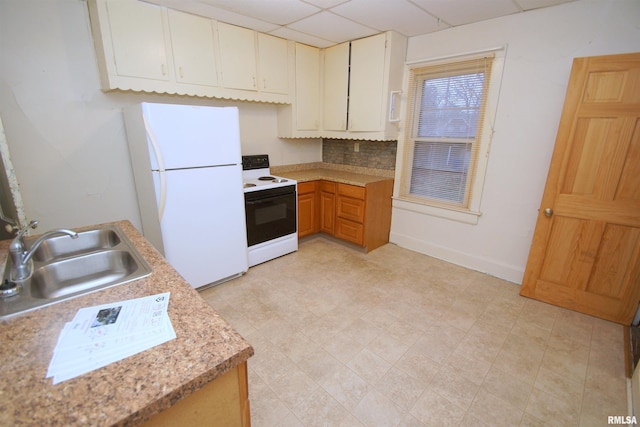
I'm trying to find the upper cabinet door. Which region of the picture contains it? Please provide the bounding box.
[258,34,289,95]
[106,0,170,81]
[167,10,217,87]
[349,33,387,131]
[323,42,349,131]
[295,44,321,131]
[217,22,257,91]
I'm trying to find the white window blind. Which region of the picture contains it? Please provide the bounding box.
[400,54,494,209]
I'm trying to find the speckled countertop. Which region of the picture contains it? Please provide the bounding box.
[271,162,394,187]
[0,220,253,427]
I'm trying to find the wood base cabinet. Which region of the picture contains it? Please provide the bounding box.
[298,181,319,238]
[298,179,393,252]
[335,183,367,246]
[141,362,251,427]
[320,181,336,235]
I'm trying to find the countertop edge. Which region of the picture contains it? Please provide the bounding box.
[123,346,254,426]
[272,164,394,187]
[0,219,254,427]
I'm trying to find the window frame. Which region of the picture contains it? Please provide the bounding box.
[394,48,505,225]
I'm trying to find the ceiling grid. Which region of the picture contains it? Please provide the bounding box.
[145,0,576,47]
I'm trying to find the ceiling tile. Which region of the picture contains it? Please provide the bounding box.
[303,0,351,8]
[412,0,521,26]
[515,0,575,11]
[331,0,447,36]
[144,0,579,47]
[269,27,336,48]
[287,11,378,43]
[156,0,280,32]
[196,0,320,25]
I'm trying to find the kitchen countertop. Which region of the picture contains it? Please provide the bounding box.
[272,163,394,187]
[0,220,253,427]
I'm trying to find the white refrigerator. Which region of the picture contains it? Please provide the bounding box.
[124,102,248,289]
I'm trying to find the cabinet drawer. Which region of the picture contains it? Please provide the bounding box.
[335,218,364,246]
[320,180,336,193]
[298,181,317,195]
[336,196,365,223]
[337,183,365,200]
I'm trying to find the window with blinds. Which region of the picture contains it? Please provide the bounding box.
[400,54,495,209]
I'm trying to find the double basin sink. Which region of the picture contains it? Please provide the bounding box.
[0,224,152,319]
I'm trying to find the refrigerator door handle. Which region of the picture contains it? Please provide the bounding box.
[143,115,168,221]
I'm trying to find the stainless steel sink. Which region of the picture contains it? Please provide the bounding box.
[30,250,140,299]
[0,224,152,319]
[27,228,121,263]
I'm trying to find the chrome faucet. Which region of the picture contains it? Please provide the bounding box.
[8,220,78,281]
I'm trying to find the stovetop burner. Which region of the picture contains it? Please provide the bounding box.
[241,154,296,193]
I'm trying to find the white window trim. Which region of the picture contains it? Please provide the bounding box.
[393,46,506,225]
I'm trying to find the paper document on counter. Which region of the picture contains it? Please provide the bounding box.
[47,292,176,384]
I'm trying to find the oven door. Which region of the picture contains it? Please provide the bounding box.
[245,185,297,247]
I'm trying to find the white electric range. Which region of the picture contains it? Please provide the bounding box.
[241,155,298,267]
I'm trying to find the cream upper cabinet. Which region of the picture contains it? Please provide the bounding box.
[258,34,289,95]
[217,22,257,91]
[277,43,321,138]
[89,0,291,102]
[101,0,171,82]
[167,9,217,87]
[295,44,321,131]
[321,31,407,140]
[349,34,387,132]
[323,42,349,131]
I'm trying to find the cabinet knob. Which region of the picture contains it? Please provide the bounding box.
[543,208,553,217]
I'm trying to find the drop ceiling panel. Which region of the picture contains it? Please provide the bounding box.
[411,0,521,26]
[269,27,336,48]
[331,0,448,36]
[515,0,575,10]
[149,0,281,32]
[287,12,378,43]
[303,0,350,8]
[196,0,320,25]
[143,0,577,47]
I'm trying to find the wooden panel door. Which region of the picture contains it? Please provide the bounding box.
[320,182,336,235]
[520,52,640,325]
[297,181,318,238]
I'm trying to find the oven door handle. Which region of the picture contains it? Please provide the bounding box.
[246,195,290,205]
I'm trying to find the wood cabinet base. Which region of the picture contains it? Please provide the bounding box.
[141,362,250,427]
[297,179,393,252]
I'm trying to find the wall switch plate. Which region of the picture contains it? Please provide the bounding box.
[354,142,359,152]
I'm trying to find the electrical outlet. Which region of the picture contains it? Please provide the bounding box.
[354,142,360,153]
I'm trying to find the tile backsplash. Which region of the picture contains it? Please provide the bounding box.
[322,139,397,170]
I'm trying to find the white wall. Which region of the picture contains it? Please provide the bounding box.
[0,0,321,232]
[390,0,640,284]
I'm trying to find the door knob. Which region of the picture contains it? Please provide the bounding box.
[543,208,554,217]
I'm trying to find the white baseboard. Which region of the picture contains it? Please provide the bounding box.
[389,231,525,284]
